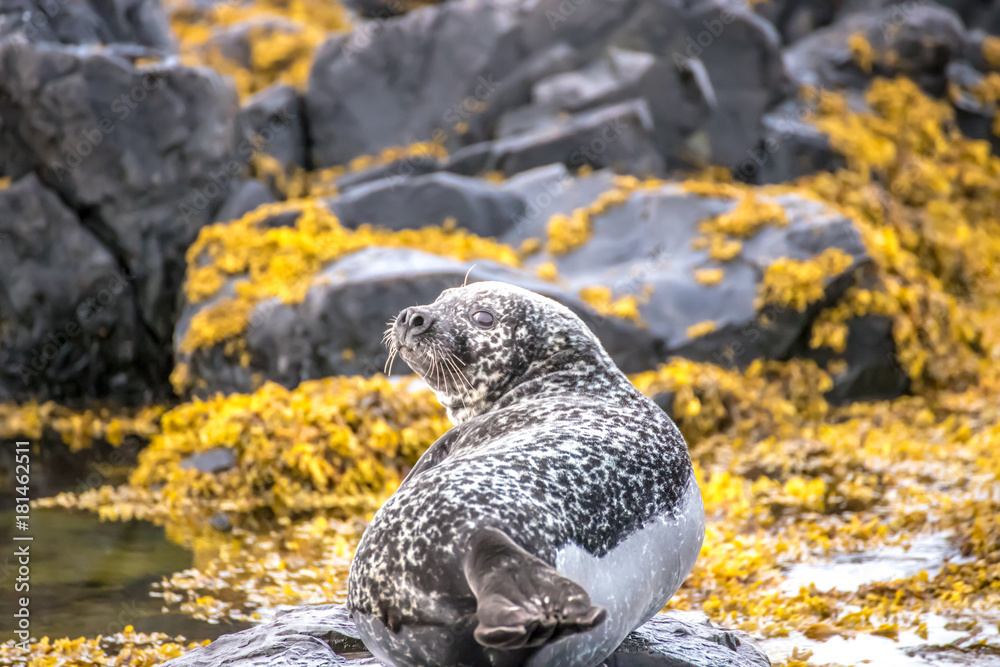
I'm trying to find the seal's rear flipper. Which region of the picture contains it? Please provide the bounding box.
[463,528,607,650]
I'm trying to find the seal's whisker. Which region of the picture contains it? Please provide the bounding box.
[384,347,398,376]
[462,264,477,288]
[445,353,473,390]
[428,345,443,393]
[441,359,468,410]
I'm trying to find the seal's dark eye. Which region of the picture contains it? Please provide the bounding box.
[471,310,495,329]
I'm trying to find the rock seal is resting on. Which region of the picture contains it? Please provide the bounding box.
[349,281,705,667]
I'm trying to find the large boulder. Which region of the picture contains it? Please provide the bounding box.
[0,40,240,401]
[174,170,906,402]
[0,175,151,402]
[306,0,787,173]
[161,603,771,667]
[784,2,968,94]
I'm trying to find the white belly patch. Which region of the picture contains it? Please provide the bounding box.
[528,474,706,667]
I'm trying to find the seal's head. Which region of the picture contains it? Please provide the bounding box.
[387,281,616,423]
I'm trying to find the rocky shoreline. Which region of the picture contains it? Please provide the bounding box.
[4,0,996,408]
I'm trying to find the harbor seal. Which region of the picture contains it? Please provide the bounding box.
[348,281,705,667]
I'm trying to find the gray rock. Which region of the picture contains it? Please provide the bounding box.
[784,2,968,94]
[507,48,715,169]
[326,171,528,237]
[162,603,769,667]
[751,0,838,45]
[470,99,666,177]
[739,98,845,184]
[0,40,240,400]
[306,0,786,173]
[607,0,789,166]
[238,84,308,173]
[215,179,276,223]
[180,447,237,473]
[174,174,907,401]
[307,0,551,167]
[0,174,149,402]
[947,59,1000,154]
[0,0,175,50]
[335,154,442,192]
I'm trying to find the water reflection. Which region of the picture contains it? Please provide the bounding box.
[0,509,251,642]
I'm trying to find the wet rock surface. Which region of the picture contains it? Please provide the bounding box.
[0,33,240,402]
[161,604,770,667]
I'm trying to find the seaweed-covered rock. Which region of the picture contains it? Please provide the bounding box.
[0,175,150,402]
[0,0,174,49]
[175,247,660,396]
[174,173,904,401]
[0,40,240,401]
[784,2,968,94]
[161,604,770,667]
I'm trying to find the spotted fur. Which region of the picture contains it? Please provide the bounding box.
[348,282,701,667]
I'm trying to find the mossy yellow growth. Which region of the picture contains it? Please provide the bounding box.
[756,248,855,311]
[689,191,787,264]
[686,320,717,339]
[703,192,788,239]
[545,176,644,255]
[157,516,359,623]
[695,268,724,286]
[578,286,643,323]
[1,628,206,665]
[536,261,558,281]
[630,358,832,445]
[256,142,449,199]
[0,402,164,451]
[803,77,998,390]
[166,0,351,99]
[181,199,520,353]
[45,376,449,532]
[984,35,1000,71]
[848,33,873,72]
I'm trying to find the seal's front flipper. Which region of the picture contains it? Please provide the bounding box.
[463,528,606,650]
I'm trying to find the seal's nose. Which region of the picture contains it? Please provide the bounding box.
[396,306,432,342]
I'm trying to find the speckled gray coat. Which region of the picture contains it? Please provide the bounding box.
[348,282,703,667]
